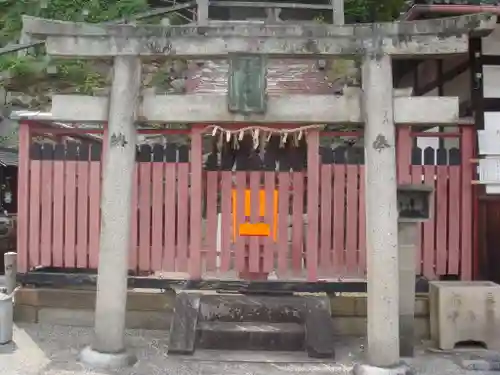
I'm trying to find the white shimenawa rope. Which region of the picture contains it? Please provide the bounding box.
[203,124,325,149]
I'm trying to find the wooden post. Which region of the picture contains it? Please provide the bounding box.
[461,126,474,280]
[197,0,208,24]
[332,0,344,25]
[189,126,203,278]
[306,130,320,281]
[17,122,31,273]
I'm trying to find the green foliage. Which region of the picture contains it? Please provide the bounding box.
[0,55,44,77]
[0,128,18,148]
[345,0,406,22]
[314,0,406,23]
[54,60,107,94]
[0,0,149,44]
[0,0,149,95]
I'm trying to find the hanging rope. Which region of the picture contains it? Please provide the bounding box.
[205,124,324,149]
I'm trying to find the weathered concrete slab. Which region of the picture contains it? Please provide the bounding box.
[50,94,459,124]
[22,14,496,58]
[352,363,413,375]
[167,292,201,355]
[429,281,500,351]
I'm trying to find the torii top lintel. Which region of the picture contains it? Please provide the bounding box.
[22,13,496,58]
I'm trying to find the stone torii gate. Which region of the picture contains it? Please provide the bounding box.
[22,13,496,372]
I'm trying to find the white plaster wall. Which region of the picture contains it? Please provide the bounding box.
[482,65,500,98]
[399,56,467,156]
[479,25,500,193]
[482,26,500,56]
[482,24,500,134]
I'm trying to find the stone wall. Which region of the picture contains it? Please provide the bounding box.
[14,287,430,338]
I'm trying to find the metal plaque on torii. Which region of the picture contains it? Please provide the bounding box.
[227,54,267,115]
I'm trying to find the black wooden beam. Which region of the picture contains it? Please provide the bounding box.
[0,41,44,56]
[470,37,484,129]
[480,55,500,66]
[481,98,500,112]
[17,269,431,294]
[394,60,422,87]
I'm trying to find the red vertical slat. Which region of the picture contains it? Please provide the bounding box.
[220,171,233,272]
[358,166,366,276]
[40,149,54,266]
[163,161,177,271]
[151,160,165,271]
[345,164,359,276]
[277,172,290,275]
[249,171,261,273]
[306,131,320,281]
[234,172,247,274]
[138,157,152,272]
[435,165,449,276]
[422,165,436,279]
[332,164,346,275]
[28,154,41,268]
[189,127,203,278]
[411,164,423,275]
[320,164,332,273]
[176,162,189,272]
[87,153,101,269]
[76,151,89,268]
[129,167,139,271]
[205,171,219,272]
[263,171,276,273]
[17,123,30,272]
[460,127,474,280]
[52,148,65,267]
[129,166,138,272]
[397,126,412,183]
[291,172,304,274]
[64,158,77,268]
[448,165,461,274]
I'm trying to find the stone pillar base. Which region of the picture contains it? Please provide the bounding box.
[352,363,413,375]
[79,346,137,369]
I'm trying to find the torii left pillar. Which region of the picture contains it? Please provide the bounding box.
[80,56,142,368]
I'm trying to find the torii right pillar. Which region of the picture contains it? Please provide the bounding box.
[362,52,400,368]
[358,21,493,374]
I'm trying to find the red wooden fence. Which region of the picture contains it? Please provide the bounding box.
[16,123,476,282]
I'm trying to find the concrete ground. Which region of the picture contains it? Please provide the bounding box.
[1,323,500,375]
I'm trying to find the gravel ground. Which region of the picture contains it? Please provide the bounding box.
[0,323,499,375]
